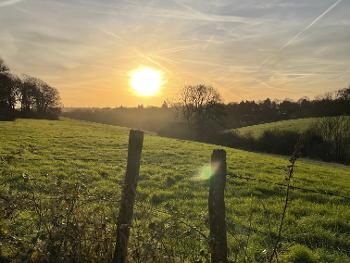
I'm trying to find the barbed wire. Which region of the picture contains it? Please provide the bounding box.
[133,202,209,241]
[2,155,350,200]
[1,167,349,201]
[227,172,350,201]
[0,156,121,162]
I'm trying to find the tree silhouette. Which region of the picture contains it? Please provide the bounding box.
[21,75,61,118]
[0,58,19,120]
[178,84,223,139]
[337,86,350,101]
[0,58,61,120]
[0,57,9,73]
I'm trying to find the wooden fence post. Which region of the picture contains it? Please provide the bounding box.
[113,130,144,263]
[208,149,228,263]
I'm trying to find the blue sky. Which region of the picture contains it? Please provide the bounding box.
[0,0,349,106]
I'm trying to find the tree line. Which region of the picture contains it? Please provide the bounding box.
[64,84,350,164]
[175,85,350,164]
[223,89,350,129]
[64,83,350,136]
[0,57,61,120]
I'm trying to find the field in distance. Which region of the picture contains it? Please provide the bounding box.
[234,118,320,138]
[1,119,350,262]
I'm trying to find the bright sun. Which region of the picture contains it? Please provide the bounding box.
[129,67,162,96]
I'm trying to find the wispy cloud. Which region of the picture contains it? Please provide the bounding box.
[0,0,349,106]
[279,0,343,50]
[261,0,344,68]
[174,0,258,24]
[0,0,25,8]
[97,27,172,74]
[141,0,262,25]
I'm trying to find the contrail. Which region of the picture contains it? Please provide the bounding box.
[97,27,172,74]
[151,0,262,25]
[0,0,25,8]
[261,0,343,68]
[97,27,123,41]
[260,81,280,91]
[154,44,200,55]
[279,0,343,50]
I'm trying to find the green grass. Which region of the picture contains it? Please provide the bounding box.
[1,119,350,262]
[235,118,319,138]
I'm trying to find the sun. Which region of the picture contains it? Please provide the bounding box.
[129,67,162,96]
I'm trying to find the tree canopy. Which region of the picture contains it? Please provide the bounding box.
[0,57,61,120]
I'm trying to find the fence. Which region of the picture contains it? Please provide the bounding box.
[1,130,350,262]
[115,131,229,263]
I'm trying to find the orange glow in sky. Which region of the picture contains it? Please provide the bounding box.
[1,0,349,107]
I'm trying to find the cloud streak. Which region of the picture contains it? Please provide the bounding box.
[279,0,343,50]
[97,27,172,74]
[0,0,349,106]
[261,0,343,68]
[141,0,263,25]
[0,0,25,8]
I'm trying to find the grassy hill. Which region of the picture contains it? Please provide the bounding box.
[1,119,350,262]
[234,118,319,138]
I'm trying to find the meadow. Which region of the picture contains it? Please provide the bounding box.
[234,118,319,138]
[1,119,350,262]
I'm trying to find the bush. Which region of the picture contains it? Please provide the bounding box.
[258,129,299,155]
[303,117,350,164]
[218,116,350,164]
[1,175,206,262]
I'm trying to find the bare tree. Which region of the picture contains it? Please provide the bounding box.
[337,86,350,101]
[20,75,39,114]
[20,75,61,118]
[178,85,222,138]
[0,58,61,120]
[34,79,61,113]
[0,59,20,119]
[316,116,350,162]
[0,57,10,73]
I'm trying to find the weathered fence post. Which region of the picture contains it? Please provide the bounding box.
[113,130,144,263]
[208,149,228,263]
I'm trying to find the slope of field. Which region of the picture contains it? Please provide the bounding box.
[235,118,319,138]
[1,119,350,262]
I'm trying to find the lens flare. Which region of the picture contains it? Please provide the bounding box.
[192,162,220,181]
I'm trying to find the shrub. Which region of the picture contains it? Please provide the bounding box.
[258,129,299,155]
[218,116,350,164]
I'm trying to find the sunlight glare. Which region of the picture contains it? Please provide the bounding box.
[129,67,162,96]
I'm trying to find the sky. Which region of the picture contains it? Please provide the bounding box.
[0,0,349,107]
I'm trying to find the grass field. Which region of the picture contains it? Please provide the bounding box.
[1,119,350,262]
[235,118,319,138]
